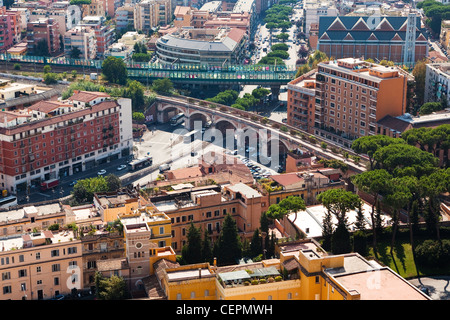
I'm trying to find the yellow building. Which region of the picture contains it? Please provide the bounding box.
[93,190,145,223]
[143,239,431,300]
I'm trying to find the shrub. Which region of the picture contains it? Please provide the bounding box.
[274,276,282,282]
[280,125,288,132]
[48,223,60,231]
[414,239,450,267]
[251,279,259,285]
[13,63,20,70]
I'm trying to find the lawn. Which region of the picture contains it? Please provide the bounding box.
[367,236,449,279]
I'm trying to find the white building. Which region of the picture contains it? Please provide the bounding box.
[303,0,338,36]
[424,63,450,105]
[64,26,97,60]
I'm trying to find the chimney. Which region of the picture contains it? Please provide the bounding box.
[198,268,202,279]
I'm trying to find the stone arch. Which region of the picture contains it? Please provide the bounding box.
[187,111,211,130]
[157,103,186,124]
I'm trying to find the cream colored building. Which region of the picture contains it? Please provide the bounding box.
[134,0,172,33]
[64,26,97,60]
[0,229,83,300]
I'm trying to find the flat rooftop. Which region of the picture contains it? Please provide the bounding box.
[333,267,429,300]
[166,268,213,281]
[288,203,391,238]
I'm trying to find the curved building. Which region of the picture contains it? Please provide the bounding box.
[156,27,247,65]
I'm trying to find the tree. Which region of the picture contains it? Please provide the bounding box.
[43,73,58,85]
[43,65,52,74]
[351,135,405,170]
[250,228,262,258]
[412,59,428,108]
[105,174,121,192]
[373,143,439,178]
[201,228,213,263]
[251,87,270,102]
[267,50,290,60]
[418,101,443,115]
[215,214,242,266]
[317,189,361,254]
[124,80,145,111]
[72,176,109,204]
[70,46,82,59]
[276,33,290,42]
[151,78,174,96]
[270,43,289,51]
[35,39,49,56]
[206,90,239,106]
[181,222,203,264]
[351,170,393,258]
[102,56,128,85]
[132,112,145,123]
[266,196,305,222]
[94,272,129,300]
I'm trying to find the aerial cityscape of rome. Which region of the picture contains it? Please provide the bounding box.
[0,0,448,305]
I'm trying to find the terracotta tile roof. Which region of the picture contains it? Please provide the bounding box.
[270,172,304,187]
[69,90,110,103]
[377,115,411,133]
[28,100,71,113]
[0,100,119,135]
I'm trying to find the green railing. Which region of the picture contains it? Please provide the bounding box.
[1,53,296,82]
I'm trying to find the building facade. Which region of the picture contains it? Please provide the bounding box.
[317,15,428,63]
[156,28,247,65]
[0,92,133,194]
[78,16,115,58]
[26,18,61,56]
[64,26,97,60]
[287,58,409,147]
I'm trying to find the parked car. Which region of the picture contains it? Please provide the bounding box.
[97,169,107,175]
[69,180,78,186]
[117,164,127,171]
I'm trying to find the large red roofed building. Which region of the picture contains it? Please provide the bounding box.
[0,92,133,194]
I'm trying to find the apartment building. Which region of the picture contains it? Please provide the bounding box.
[26,18,61,56]
[424,62,450,105]
[0,7,15,52]
[287,58,408,147]
[64,26,97,60]
[0,229,83,300]
[78,16,115,58]
[303,0,338,36]
[81,0,106,18]
[0,92,133,194]
[287,69,317,133]
[134,0,172,33]
[149,183,268,252]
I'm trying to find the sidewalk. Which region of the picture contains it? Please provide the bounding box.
[409,276,450,300]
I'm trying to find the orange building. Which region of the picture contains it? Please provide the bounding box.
[149,183,268,253]
[287,58,409,148]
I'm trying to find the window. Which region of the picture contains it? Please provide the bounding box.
[18,269,27,278]
[3,286,11,294]
[159,227,164,234]
[2,272,10,280]
[68,247,77,254]
[51,249,59,257]
[52,264,60,272]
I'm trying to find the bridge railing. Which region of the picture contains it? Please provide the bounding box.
[156,94,368,170]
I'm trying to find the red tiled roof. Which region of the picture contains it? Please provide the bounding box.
[270,172,304,187]
[28,100,71,113]
[69,90,110,103]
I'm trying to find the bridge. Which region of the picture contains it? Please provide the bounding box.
[154,95,367,174]
[1,54,297,85]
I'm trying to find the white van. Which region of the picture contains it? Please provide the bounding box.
[159,164,170,173]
